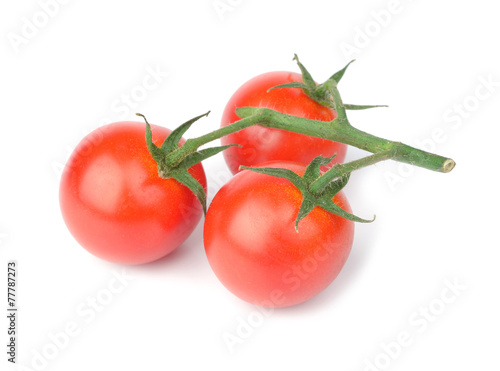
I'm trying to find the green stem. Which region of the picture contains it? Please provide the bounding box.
[165,108,455,174]
[140,56,455,224]
[322,79,346,119]
[164,113,263,167]
[309,150,393,195]
[331,120,455,173]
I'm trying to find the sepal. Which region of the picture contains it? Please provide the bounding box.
[241,155,374,232]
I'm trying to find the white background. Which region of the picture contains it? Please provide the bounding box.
[1,0,499,370]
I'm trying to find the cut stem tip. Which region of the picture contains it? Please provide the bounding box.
[442,159,456,173]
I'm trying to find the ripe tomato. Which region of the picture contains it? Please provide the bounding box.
[59,121,206,265]
[220,71,347,174]
[203,161,354,307]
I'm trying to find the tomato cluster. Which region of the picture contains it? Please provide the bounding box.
[60,60,453,308]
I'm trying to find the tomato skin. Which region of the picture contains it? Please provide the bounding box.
[221,71,347,174]
[203,161,354,307]
[59,121,206,265]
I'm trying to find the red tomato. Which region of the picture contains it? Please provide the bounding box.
[203,161,354,307]
[59,121,206,265]
[221,71,347,174]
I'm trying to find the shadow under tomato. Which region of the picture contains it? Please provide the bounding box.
[125,218,209,275]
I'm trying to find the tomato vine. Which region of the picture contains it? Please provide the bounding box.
[138,55,455,224]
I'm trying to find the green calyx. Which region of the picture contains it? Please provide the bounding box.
[269,54,387,114]
[240,155,375,232]
[137,112,239,214]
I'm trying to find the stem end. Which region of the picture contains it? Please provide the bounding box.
[442,158,456,173]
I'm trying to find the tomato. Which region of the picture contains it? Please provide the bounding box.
[220,71,347,174]
[59,121,206,265]
[203,161,354,307]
